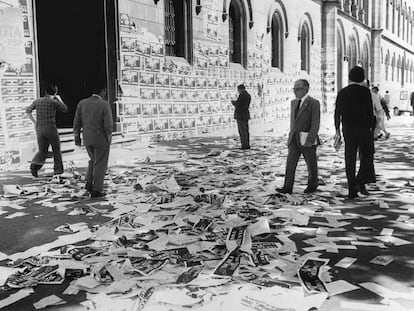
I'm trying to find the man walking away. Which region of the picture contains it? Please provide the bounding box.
[231,84,251,150]
[73,82,113,198]
[26,83,67,178]
[276,79,321,194]
[334,67,375,199]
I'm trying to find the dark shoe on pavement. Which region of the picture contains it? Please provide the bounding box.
[348,191,358,199]
[90,191,106,198]
[241,146,250,150]
[276,187,292,194]
[30,164,38,178]
[359,184,369,196]
[85,182,93,192]
[304,187,318,194]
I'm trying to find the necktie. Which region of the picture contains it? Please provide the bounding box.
[295,99,301,118]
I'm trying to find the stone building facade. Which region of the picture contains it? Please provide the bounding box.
[0,0,413,156]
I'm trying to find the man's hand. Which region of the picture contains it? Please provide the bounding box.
[107,134,112,144]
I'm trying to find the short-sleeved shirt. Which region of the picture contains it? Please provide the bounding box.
[26,97,68,126]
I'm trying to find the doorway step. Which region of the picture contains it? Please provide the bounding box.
[49,129,137,155]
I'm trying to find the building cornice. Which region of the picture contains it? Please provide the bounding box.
[381,35,414,56]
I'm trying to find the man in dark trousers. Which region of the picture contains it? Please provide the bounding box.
[26,83,67,177]
[73,82,113,198]
[231,84,251,149]
[277,79,320,194]
[334,66,375,199]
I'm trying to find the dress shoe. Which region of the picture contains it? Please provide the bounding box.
[359,184,369,196]
[90,191,106,198]
[85,182,93,192]
[241,146,250,150]
[30,164,38,178]
[348,192,358,199]
[276,187,292,194]
[304,187,317,194]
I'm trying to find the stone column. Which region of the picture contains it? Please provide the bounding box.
[371,29,383,86]
[322,0,341,113]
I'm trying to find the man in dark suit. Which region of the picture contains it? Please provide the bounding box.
[334,66,375,199]
[277,79,320,194]
[231,84,251,149]
[73,82,113,198]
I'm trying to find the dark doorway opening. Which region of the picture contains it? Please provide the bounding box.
[34,0,109,128]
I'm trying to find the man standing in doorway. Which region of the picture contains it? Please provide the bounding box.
[277,79,321,194]
[26,84,67,178]
[73,82,113,198]
[334,66,375,199]
[231,84,251,150]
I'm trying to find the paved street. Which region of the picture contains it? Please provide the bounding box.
[0,115,414,311]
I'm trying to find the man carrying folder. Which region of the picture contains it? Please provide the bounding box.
[277,79,320,194]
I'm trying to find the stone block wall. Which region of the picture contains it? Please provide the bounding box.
[116,0,322,139]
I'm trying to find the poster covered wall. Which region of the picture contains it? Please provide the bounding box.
[116,0,322,140]
[0,0,36,157]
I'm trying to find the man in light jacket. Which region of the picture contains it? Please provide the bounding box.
[73,82,113,198]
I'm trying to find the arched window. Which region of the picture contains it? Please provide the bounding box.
[300,23,311,73]
[392,1,396,33]
[349,37,358,69]
[164,0,193,63]
[408,12,411,42]
[229,0,247,67]
[406,60,409,83]
[402,4,406,39]
[361,42,370,80]
[271,11,283,70]
[391,54,396,81]
[398,1,402,37]
[363,0,369,24]
[385,51,390,81]
[386,0,390,29]
[412,13,414,44]
[397,55,401,82]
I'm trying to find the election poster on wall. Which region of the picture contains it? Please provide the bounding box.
[0,7,26,68]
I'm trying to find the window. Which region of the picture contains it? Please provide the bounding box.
[386,0,389,29]
[398,2,401,37]
[392,1,396,33]
[271,11,283,70]
[363,0,369,24]
[397,56,401,82]
[361,43,370,80]
[164,0,192,63]
[229,0,247,66]
[300,23,310,73]
[385,51,390,81]
[349,37,358,69]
